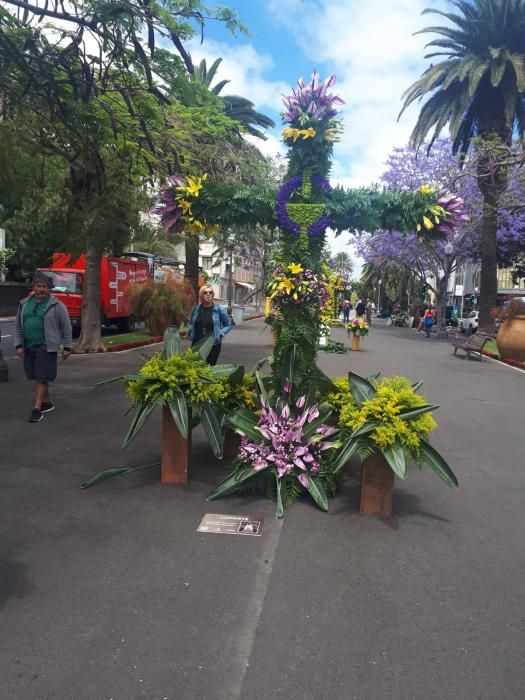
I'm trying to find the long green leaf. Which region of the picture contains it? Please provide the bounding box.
[192,333,215,360]
[207,465,260,500]
[163,326,181,358]
[303,402,335,438]
[333,438,360,474]
[383,443,407,479]
[227,365,245,386]
[412,380,424,392]
[306,475,329,511]
[252,356,268,374]
[281,344,298,388]
[419,440,459,488]
[275,476,284,518]
[122,402,156,448]
[254,369,269,403]
[349,421,377,440]
[367,371,381,382]
[208,363,238,379]
[348,371,376,406]
[313,366,337,394]
[168,389,188,439]
[96,374,144,387]
[398,404,439,421]
[227,413,262,443]
[80,462,159,489]
[200,404,224,459]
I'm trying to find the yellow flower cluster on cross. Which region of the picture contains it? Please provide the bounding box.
[282,127,317,142]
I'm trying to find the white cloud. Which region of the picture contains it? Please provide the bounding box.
[186,38,289,113]
[268,0,448,186]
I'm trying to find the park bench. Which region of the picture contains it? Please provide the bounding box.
[450,331,494,361]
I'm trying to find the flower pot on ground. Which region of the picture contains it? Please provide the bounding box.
[346,318,369,351]
[494,300,525,362]
[328,372,458,516]
[360,451,395,516]
[82,329,241,489]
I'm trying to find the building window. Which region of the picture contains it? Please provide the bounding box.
[202,256,213,270]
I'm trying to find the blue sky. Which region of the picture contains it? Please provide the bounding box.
[191,0,447,256]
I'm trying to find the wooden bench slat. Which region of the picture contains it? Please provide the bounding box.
[450,332,493,360]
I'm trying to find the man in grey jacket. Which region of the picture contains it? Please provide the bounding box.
[15,272,73,423]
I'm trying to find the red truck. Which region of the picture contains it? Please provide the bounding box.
[38,253,150,333]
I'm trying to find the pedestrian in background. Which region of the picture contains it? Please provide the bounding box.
[423,306,434,337]
[188,286,232,365]
[366,300,373,325]
[355,298,365,318]
[15,272,73,423]
[342,298,351,322]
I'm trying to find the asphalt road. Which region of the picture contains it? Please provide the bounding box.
[1,320,524,700]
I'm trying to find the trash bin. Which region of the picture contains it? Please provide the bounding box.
[232,306,244,325]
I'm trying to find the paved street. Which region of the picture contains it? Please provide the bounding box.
[1,319,524,700]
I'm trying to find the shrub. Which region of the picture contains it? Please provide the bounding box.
[125,279,195,336]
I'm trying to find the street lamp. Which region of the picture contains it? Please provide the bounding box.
[377,279,382,312]
[439,241,454,338]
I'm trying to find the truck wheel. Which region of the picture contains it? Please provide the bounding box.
[116,316,136,333]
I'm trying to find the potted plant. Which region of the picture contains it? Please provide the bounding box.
[125,278,194,336]
[82,328,240,488]
[346,317,369,351]
[494,299,525,362]
[327,372,458,516]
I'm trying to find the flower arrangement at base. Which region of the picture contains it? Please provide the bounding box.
[268,263,328,309]
[81,329,240,489]
[327,372,458,487]
[207,386,340,518]
[346,318,369,337]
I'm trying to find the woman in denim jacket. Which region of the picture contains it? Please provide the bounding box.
[188,286,232,365]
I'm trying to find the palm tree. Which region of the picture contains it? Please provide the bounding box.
[190,58,275,139]
[332,251,353,276]
[400,0,525,332]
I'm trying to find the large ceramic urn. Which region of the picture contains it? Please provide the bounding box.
[496,314,525,362]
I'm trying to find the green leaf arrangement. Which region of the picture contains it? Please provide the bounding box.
[328,372,458,488]
[82,327,241,488]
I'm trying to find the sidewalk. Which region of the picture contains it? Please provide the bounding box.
[1,319,524,700]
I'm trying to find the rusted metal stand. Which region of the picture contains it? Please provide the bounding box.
[161,405,191,484]
[360,452,394,516]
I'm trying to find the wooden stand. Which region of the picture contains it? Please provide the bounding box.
[360,452,394,516]
[351,335,361,351]
[223,428,241,460]
[161,405,191,484]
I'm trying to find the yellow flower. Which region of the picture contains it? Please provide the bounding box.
[287,262,303,274]
[419,184,436,195]
[422,216,434,230]
[178,199,193,215]
[278,277,295,295]
[187,220,205,234]
[282,127,300,142]
[302,127,316,139]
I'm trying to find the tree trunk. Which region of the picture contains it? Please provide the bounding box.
[478,192,499,333]
[75,241,105,352]
[185,235,200,299]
